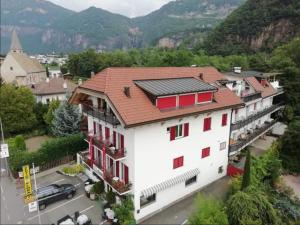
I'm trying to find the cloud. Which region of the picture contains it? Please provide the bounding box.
[48,0,173,17]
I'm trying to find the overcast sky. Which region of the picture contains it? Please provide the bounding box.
[48,0,174,18]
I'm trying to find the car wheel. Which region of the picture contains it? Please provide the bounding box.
[66,193,73,199]
[39,204,46,210]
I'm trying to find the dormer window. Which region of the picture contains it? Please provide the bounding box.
[135,77,217,110]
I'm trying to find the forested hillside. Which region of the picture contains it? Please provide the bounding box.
[202,0,300,55]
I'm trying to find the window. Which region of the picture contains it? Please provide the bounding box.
[220,142,226,150]
[170,123,189,141]
[157,96,176,110]
[46,98,50,104]
[179,94,195,107]
[185,176,197,186]
[197,92,213,103]
[201,147,210,158]
[203,117,211,131]
[222,114,228,126]
[140,194,156,208]
[10,67,13,70]
[173,156,184,169]
[218,166,224,174]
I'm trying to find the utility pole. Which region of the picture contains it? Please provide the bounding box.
[32,163,41,225]
[0,117,9,176]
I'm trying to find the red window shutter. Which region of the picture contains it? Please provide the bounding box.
[124,165,129,184]
[120,134,124,149]
[203,117,211,131]
[170,126,176,141]
[157,96,177,110]
[184,123,189,137]
[202,147,210,158]
[98,124,102,136]
[105,127,110,140]
[197,92,213,103]
[222,114,228,126]
[179,94,195,107]
[173,156,184,169]
[113,131,116,146]
[116,161,119,177]
[180,156,184,167]
[93,122,96,135]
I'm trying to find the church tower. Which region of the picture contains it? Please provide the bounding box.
[10,29,23,53]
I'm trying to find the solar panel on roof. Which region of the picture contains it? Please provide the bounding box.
[134,77,217,96]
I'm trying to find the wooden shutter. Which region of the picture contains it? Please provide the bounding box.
[202,147,210,158]
[157,96,177,109]
[116,161,119,177]
[204,117,211,131]
[124,165,129,184]
[170,126,176,141]
[184,123,189,137]
[93,122,96,135]
[105,127,110,140]
[120,134,124,149]
[113,131,116,146]
[222,114,228,126]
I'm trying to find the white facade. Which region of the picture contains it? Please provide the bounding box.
[81,95,231,222]
[35,93,67,104]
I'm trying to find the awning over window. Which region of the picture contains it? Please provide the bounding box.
[141,168,200,198]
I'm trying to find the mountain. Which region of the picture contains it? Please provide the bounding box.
[1,0,245,54]
[203,0,300,55]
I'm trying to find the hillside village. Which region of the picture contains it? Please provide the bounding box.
[0,0,299,225]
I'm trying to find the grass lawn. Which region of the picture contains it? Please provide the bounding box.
[25,135,52,152]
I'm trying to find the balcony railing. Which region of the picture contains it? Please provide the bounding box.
[229,120,277,154]
[104,170,131,195]
[241,92,262,102]
[231,103,284,131]
[82,104,120,126]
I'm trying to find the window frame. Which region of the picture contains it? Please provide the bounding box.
[220,142,226,150]
[140,193,156,208]
[185,175,197,187]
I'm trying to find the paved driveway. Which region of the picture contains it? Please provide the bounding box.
[1,169,102,225]
[141,176,231,225]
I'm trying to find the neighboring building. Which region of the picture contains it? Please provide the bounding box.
[0,29,46,86]
[70,67,243,222]
[48,67,62,78]
[223,68,284,157]
[29,77,77,104]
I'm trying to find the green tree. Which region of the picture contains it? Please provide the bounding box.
[227,190,280,225]
[283,105,294,122]
[0,84,37,135]
[113,196,135,225]
[241,150,251,190]
[189,194,228,225]
[51,101,81,137]
[13,135,26,151]
[43,100,60,126]
[45,65,50,77]
[60,65,68,74]
[33,102,49,129]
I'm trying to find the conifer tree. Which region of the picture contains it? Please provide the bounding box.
[241,150,251,190]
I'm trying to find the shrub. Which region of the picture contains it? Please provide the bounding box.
[241,150,251,190]
[11,135,26,151]
[113,196,135,225]
[228,175,242,197]
[62,164,84,175]
[189,194,228,225]
[227,190,280,225]
[92,181,105,195]
[106,190,116,205]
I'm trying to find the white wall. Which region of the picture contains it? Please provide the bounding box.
[132,109,231,221]
[1,53,27,84]
[36,93,66,104]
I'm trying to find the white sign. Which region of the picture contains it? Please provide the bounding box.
[18,166,40,178]
[0,144,9,158]
[28,201,38,212]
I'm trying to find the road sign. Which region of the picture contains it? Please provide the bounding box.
[28,201,38,212]
[0,144,9,158]
[23,165,33,203]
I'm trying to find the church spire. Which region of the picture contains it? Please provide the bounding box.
[10,29,23,53]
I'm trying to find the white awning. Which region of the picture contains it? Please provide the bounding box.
[141,168,200,198]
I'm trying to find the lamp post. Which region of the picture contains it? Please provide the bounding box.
[32,163,41,225]
[0,117,9,176]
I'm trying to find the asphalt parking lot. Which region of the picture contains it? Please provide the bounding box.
[18,171,103,224]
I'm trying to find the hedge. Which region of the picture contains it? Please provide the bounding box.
[8,133,88,173]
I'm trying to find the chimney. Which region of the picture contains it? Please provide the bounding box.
[91,71,95,78]
[46,77,49,83]
[233,67,242,74]
[78,79,82,85]
[63,81,67,89]
[124,87,130,97]
[199,73,203,80]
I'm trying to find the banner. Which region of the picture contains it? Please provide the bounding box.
[22,165,34,203]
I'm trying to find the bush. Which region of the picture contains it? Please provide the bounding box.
[189,194,228,225]
[227,190,280,225]
[12,135,27,151]
[92,181,105,195]
[62,164,84,175]
[113,196,135,225]
[8,133,87,174]
[106,190,116,205]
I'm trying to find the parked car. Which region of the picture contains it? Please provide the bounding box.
[36,184,76,210]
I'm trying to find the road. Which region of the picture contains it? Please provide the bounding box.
[0,160,102,224]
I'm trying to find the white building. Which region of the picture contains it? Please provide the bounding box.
[0,29,46,86]
[29,77,77,104]
[223,68,284,157]
[70,67,243,222]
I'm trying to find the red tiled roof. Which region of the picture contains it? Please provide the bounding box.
[245,77,276,98]
[72,67,243,127]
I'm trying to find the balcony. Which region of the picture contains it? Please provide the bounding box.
[231,103,284,131]
[104,170,131,195]
[82,104,120,126]
[241,92,262,102]
[229,120,277,154]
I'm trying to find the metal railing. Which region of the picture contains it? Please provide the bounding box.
[82,104,120,126]
[231,103,284,131]
[229,120,277,153]
[241,92,262,102]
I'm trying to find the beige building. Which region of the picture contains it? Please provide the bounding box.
[0,29,46,86]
